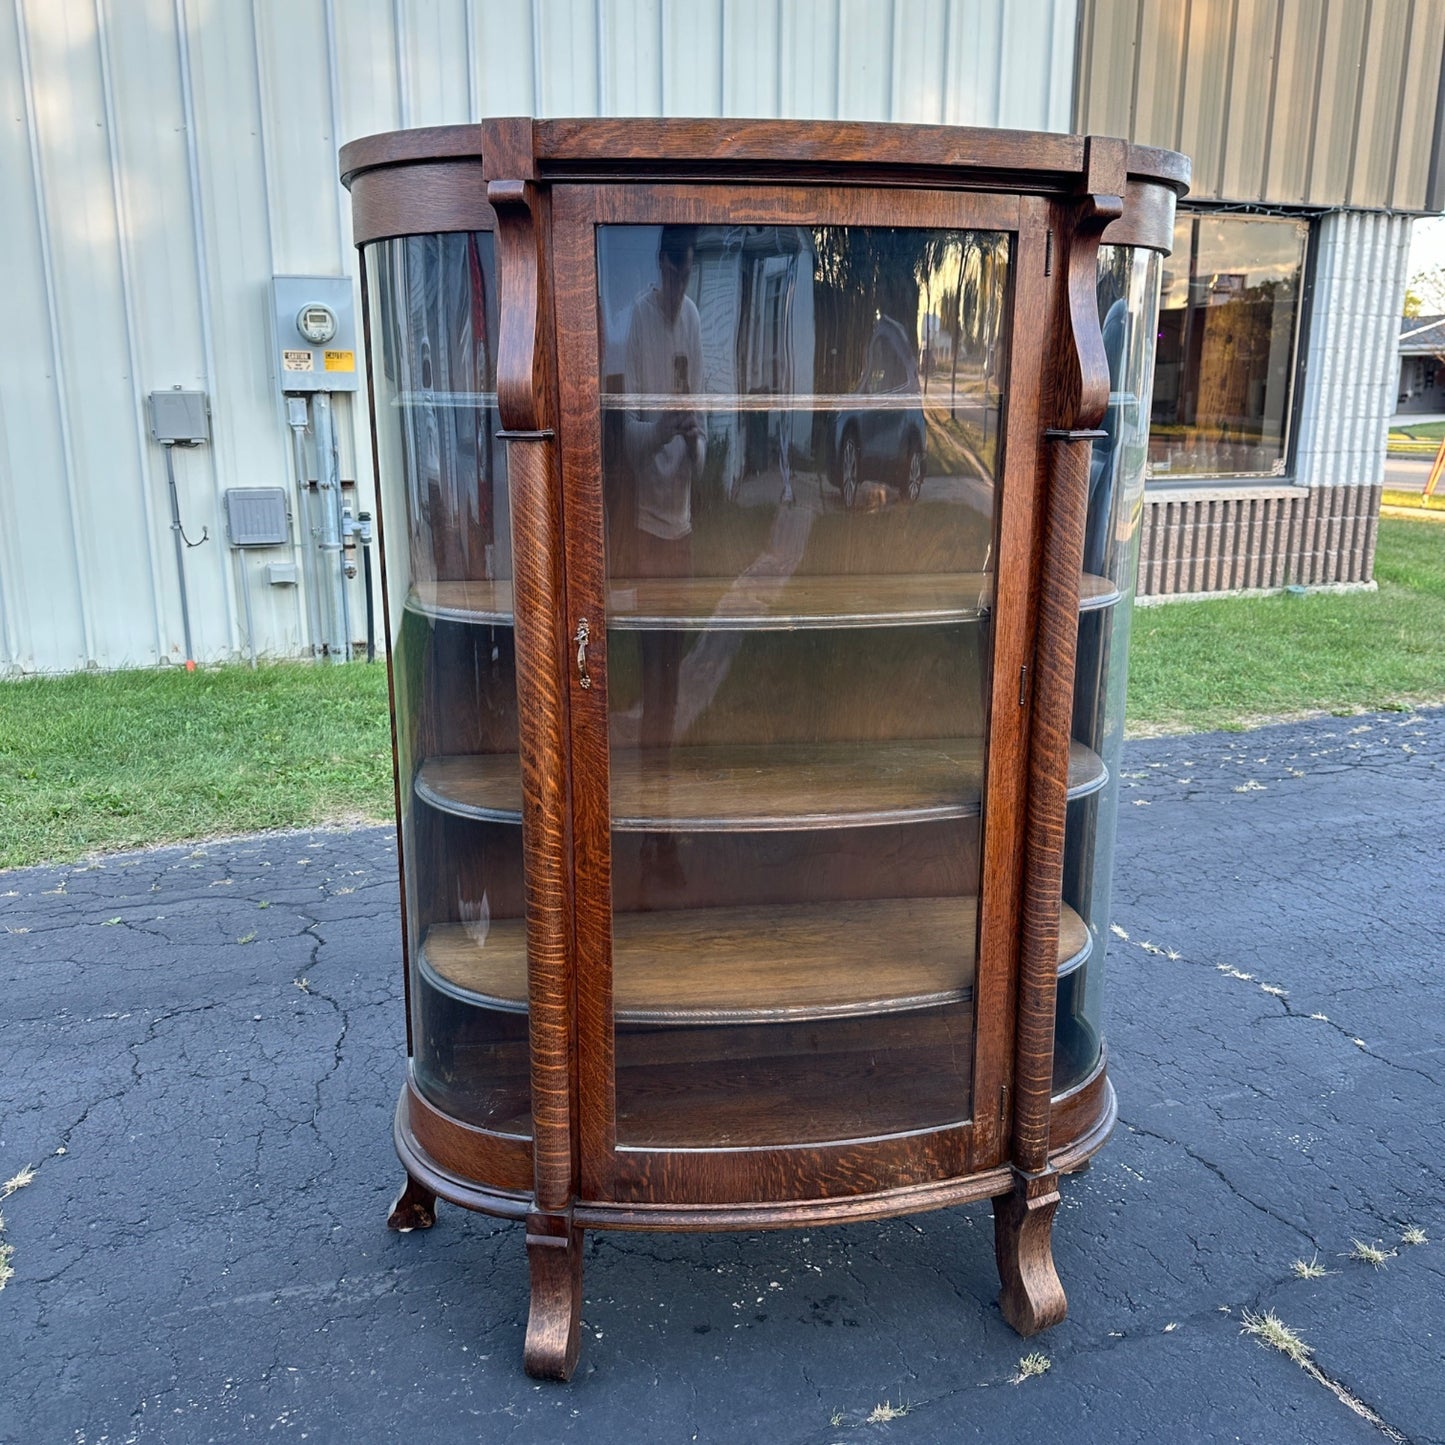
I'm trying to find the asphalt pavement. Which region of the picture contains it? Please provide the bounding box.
[2,709,1441,1444]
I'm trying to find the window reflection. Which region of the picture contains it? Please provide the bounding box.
[597,224,1009,529]
[1150,213,1308,479]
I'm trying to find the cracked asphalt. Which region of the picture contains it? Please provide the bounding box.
[1,708,1441,1444]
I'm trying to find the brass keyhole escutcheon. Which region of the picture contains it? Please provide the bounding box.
[574,618,591,689]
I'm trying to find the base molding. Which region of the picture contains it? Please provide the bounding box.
[392,1071,1117,1232]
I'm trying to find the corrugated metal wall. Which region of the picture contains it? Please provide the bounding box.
[0,0,1078,675]
[1076,0,1445,210]
[1295,210,1414,488]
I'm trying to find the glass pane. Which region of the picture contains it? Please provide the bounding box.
[596,223,1009,1147]
[1150,214,1307,479]
[1057,245,1163,1093]
[364,233,529,1134]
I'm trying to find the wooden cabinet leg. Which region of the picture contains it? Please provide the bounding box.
[524,1214,584,1381]
[386,1173,437,1232]
[993,1171,1067,1336]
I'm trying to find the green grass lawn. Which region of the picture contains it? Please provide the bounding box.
[1389,421,1445,441]
[0,661,393,869]
[1,517,1441,869]
[1387,420,1445,454]
[1125,516,1445,734]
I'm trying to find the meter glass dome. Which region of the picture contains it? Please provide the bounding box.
[298,304,338,345]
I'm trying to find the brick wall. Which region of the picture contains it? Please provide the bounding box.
[1137,483,1381,597]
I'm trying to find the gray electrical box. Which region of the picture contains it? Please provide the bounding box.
[148,389,210,445]
[224,488,291,548]
[270,275,359,395]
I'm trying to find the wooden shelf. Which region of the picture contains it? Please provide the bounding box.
[419,897,1088,1024]
[1077,574,1122,611]
[1057,907,1092,977]
[415,739,1106,830]
[614,1017,974,1146]
[414,1013,975,1147]
[606,573,992,630]
[407,575,1115,630]
[600,391,999,415]
[408,580,514,626]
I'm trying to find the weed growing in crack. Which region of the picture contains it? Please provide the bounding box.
[1241,1309,1312,1364]
[1401,1226,1427,1246]
[865,1400,910,1422]
[1012,1353,1051,1384]
[1290,1255,1332,1280]
[1347,1239,1396,1268]
[1,1167,36,1199]
[1242,1307,1408,1441]
[828,1409,846,1427]
[0,1240,13,1291]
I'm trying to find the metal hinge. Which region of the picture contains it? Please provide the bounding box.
[1044,229,1054,276]
[1019,663,1029,707]
[999,1083,1010,1129]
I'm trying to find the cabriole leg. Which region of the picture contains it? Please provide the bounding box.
[993,1170,1067,1335]
[523,1214,584,1381]
[386,1173,437,1232]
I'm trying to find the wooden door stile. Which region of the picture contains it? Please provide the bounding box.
[550,185,618,1203]
[968,195,1050,1171]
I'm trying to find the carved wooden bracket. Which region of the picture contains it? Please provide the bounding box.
[1053,135,1128,433]
[487,176,551,432]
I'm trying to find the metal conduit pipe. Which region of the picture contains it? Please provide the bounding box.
[312,392,352,660]
[287,396,324,659]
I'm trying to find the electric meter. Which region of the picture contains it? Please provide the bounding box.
[297,304,338,345]
[272,277,358,394]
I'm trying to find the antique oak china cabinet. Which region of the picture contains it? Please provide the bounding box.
[340,118,1187,1380]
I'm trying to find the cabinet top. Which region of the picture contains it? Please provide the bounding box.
[339,117,1190,197]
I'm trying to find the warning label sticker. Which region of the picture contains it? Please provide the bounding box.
[283,349,315,372]
[324,350,356,372]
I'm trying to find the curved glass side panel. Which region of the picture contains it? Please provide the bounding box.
[363,232,529,1134]
[596,223,1010,1147]
[1056,245,1163,1094]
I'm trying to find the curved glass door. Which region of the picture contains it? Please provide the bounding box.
[595,222,1010,1148]
[1056,244,1164,1094]
[364,231,530,1136]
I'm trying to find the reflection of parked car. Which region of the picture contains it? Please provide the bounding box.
[830,316,927,508]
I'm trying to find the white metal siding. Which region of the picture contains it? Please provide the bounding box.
[0,0,1077,674]
[1294,211,1414,491]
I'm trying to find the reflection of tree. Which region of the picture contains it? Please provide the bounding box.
[809,228,1005,405]
[811,229,928,392]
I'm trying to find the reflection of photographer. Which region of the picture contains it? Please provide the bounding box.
[623,225,705,565]
[622,227,704,756]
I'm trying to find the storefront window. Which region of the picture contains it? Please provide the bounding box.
[1150,213,1308,480]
